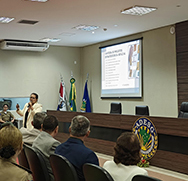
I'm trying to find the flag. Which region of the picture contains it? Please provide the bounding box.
[80,81,91,112]
[69,78,77,112]
[57,79,67,111]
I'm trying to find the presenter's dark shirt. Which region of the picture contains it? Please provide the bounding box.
[55,137,99,181]
[24,110,29,128]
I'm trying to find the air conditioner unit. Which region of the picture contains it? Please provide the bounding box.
[0,39,49,52]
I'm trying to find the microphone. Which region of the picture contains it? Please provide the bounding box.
[27,103,30,108]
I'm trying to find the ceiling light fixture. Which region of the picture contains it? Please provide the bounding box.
[73,24,99,31]
[121,5,157,16]
[25,0,48,2]
[0,17,14,23]
[40,38,61,42]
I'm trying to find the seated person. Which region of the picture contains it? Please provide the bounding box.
[0,104,15,125]
[103,132,148,181]
[32,115,61,181]
[20,112,47,146]
[0,123,32,181]
[55,115,99,181]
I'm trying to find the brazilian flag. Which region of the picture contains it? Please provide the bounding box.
[69,78,77,112]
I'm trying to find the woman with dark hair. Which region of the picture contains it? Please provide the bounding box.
[16,93,42,130]
[103,132,147,181]
[0,123,32,180]
[0,104,15,124]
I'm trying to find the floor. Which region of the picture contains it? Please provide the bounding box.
[96,152,188,181]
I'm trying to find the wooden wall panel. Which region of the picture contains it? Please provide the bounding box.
[176,21,188,53]
[176,20,188,110]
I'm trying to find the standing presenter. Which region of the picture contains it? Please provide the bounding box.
[16,93,42,130]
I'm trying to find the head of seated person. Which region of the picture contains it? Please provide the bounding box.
[2,104,9,112]
[32,112,47,131]
[69,115,90,139]
[103,132,147,181]
[42,115,59,137]
[114,132,141,165]
[0,123,22,160]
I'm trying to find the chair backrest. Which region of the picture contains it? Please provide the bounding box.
[24,145,50,181]
[83,163,114,181]
[132,175,162,181]
[50,154,78,181]
[135,105,149,116]
[178,102,188,118]
[18,144,30,169]
[110,102,122,114]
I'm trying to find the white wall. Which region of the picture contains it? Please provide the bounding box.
[0,46,81,111]
[80,26,178,117]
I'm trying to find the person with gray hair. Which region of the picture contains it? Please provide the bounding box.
[55,115,99,181]
[20,112,47,146]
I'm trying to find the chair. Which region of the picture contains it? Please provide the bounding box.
[135,105,149,116]
[24,145,50,181]
[50,154,78,181]
[18,144,30,169]
[83,163,114,181]
[178,102,188,118]
[110,102,122,114]
[132,175,162,181]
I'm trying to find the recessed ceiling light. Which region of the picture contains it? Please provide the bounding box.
[114,25,118,27]
[0,17,14,23]
[40,38,61,42]
[25,0,48,2]
[121,5,157,16]
[73,24,99,31]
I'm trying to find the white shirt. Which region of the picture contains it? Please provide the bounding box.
[103,160,148,181]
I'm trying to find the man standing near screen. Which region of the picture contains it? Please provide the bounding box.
[16,93,42,130]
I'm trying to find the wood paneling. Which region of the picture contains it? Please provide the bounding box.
[176,21,188,53]
[176,20,188,110]
[150,150,188,174]
[48,110,188,137]
[49,110,188,175]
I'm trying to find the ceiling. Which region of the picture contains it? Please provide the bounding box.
[0,0,188,47]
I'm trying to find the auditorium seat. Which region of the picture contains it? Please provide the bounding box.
[132,175,162,181]
[24,145,50,181]
[83,163,114,181]
[17,144,30,169]
[178,102,188,118]
[135,105,149,116]
[110,102,122,114]
[50,154,78,181]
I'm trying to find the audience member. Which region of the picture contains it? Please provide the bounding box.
[0,123,32,181]
[0,104,15,126]
[16,93,42,130]
[20,112,47,146]
[103,132,148,181]
[55,115,99,181]
[32,115,61,181]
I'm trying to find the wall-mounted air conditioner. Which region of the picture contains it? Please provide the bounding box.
[0,39,49,52]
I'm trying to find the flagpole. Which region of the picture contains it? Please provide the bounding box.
[71,71,74,78]
[86,73,89,82]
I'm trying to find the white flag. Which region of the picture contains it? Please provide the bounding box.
[57,78,67,111]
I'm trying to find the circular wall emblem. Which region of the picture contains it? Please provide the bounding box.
[132,117,158,160]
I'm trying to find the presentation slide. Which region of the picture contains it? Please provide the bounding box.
[100,39,142,98]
